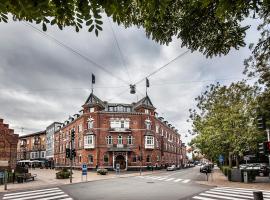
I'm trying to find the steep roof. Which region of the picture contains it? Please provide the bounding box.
[84,92,105,108]
[134,95,155,109]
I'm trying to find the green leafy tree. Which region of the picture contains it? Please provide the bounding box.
[0,0,269,58]
[189,81,262,167]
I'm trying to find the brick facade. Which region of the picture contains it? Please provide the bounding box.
[54,93,185,170]
[17,131,46,161]
[0,118,18,169]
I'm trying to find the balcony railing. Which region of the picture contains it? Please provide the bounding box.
[109,128,131,132]
[145,144,154,149]
[84,143,95,149]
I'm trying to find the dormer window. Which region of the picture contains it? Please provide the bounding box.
[145,109,149,114]
[117,105,123,112]
[89,107,95,113]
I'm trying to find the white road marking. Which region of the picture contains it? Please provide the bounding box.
[174,179,183,182]
[3,187,73,200]
[3,189,62,199]
[192,187,270,200]
[3,188,59,196]
[193,196,217,200]
[182,179,191,183]
[165,178,175,181]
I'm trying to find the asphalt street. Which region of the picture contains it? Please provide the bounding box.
[60,166,212,200]
[0,167,213,200]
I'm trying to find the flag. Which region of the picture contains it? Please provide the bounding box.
[92,73,95,84]
[146,78,150,87]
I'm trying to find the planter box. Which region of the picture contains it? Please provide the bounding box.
[230,169,242,182]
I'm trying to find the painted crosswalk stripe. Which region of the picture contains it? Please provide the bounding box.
[174,179,183,182]
[205,191,252,199]
[3,189,62,199]
[211,188,270,198]
[200,193,246,200]
[193,196,217,200]
[3,187,73,200]
[165,178,175,181]
[156,177,167,180]
[182,179,190,183]
[3,188,59,196]
[38,195,70,200]
[192,187,270,200]
[213,188,270,196]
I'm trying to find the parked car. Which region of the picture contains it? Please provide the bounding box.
[200,164,212,173]
[167,165,176,171]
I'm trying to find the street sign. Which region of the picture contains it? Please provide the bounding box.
[218,155,224,163]
[244,156,250,161]
[82,164,87,176]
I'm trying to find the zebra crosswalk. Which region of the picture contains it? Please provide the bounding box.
[136,175,191,184]
[192,187,270,200]
[2,187,73,200]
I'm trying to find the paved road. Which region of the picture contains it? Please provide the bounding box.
[0,167,212,200]
[59,166,212,200]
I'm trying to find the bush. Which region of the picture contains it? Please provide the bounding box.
[56,169,71,179]
[97,168,108,175]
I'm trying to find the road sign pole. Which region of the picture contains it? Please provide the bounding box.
[70,140,73,184]
[4,169,7,190]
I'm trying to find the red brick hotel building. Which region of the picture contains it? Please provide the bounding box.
[54,92,185,170]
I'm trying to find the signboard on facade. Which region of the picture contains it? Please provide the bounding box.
[82,164,87,176]
[0,161,8,167]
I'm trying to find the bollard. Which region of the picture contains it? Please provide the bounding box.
[253,191,263,200]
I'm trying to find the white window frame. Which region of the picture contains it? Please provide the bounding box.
[117,135,123,145]
[84,135,95,149]
[106,135,113,145]
[127,135,133,145]
[145,136,154,149]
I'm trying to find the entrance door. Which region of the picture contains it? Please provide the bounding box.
[115,155,126,169]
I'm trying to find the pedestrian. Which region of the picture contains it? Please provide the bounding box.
[95,164,98,171]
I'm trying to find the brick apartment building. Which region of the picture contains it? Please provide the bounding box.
[17,130,46,161]
[0,118,18,169]
[54,92,185,170]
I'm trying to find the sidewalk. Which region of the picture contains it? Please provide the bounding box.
[0,168,161,193]
[197,168,270,190]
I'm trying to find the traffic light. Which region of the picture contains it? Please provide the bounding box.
[71,129,75,141]
[72,149,76,158]
[258,142,270,154]
[66,148,70,159]
[257,116,266,130]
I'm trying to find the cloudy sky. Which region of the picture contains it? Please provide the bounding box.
[0,16,261,144]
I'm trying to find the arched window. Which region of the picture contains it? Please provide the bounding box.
[106,135,113,145]
[117,135,123,144]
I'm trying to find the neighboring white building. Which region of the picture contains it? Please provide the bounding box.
[46,122,62,161]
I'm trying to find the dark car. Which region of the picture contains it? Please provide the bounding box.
[200,164,212,173]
